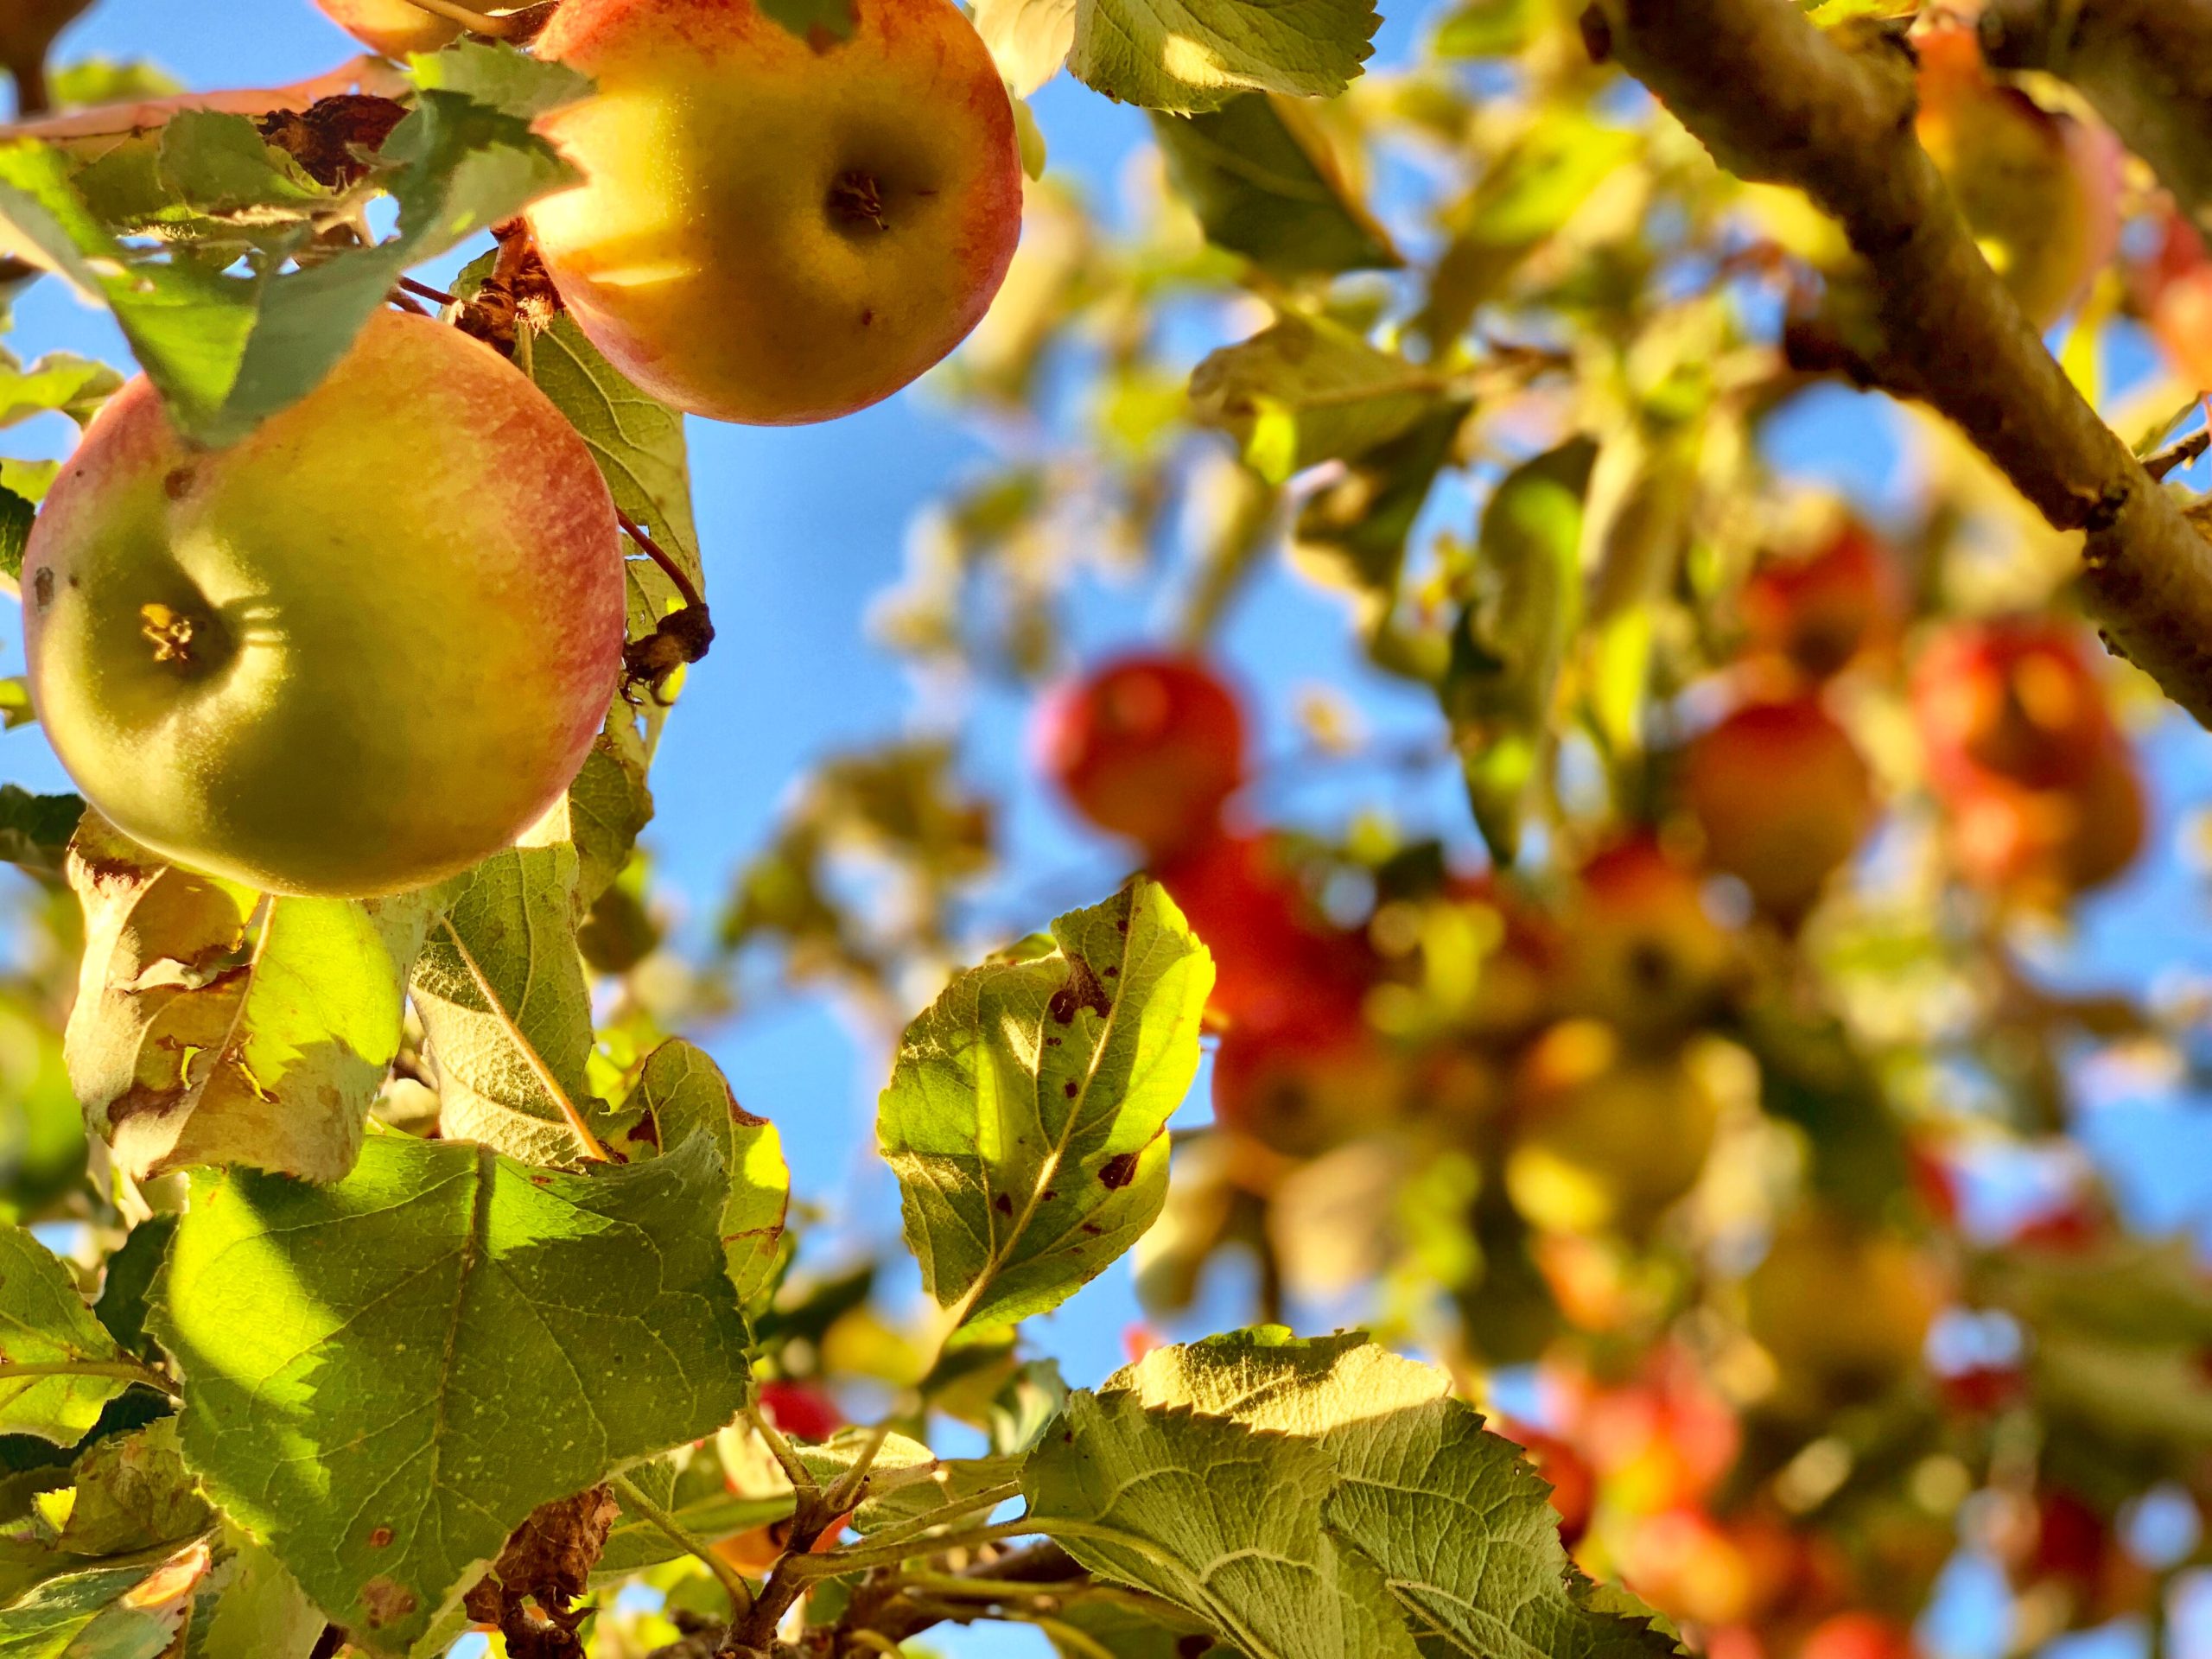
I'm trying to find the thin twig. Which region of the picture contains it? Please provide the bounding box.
[2145,429,2212,481]
[399,275,458,307]
[435,916,611,1163]
[608,1472,756,1620]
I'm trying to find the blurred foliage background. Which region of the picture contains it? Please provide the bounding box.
[9,0,2212,1656]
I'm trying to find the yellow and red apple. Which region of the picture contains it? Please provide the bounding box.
[22,309,626,897]
[527,0,1024,425]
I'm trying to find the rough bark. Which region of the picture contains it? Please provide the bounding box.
[1584,0,2212,728]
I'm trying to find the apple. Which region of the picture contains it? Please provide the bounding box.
[1683,696,1875,920]
[313,0,461,55]
[1911,620,2144,901]
[1911,619,2115,792]
[756,1380,843,1443]
[1745,1210,1940,1411]
[1505,1020,1721,1236]
[1739,521,1902,683]
[1799,1613,1916,1659]
[1560,836,1736,1039]
[1038,654,1246,855]
[22,308,625,898]
[526,0,1023,425]
[1153,832,1370,1030]
[1914,26,2119,332]
[1211,977,1395,1158]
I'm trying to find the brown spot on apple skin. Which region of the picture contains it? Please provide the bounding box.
[31,569,51,610]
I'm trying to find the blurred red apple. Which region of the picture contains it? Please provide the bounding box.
[1684,696,1875,920]
[1039,654,1246,855]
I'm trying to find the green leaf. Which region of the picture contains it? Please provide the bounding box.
[976,0,1076,97]
[54,1421,210,1560]
[1415,115,1640,351]
[877,879,1212,1337]
[408,38,591,119]
[1025,1383,1420,1657]
[410,842,609,1166]
[1319,1371,1679,1659]
[0,1541,209,1659]
[524,315,702,593]
[181,1527,325,1659]
[48,60,185,109]
[0,79,575,448]
[1065,0,1379,113]
[65,819,432,1182]
[0,492,29,591]
[0,1224,136,1446]
[1046,1602,1226,1657]
[1446,437,1598,863]
[153,111,327,219]
[1293,400,1470,618]
[1153,97,1400,277]
[567,699,657,910]
[0,789,83,877]
[150,1131,754,1654]
[756,0,860,42]
[1191,315,1442,484]
[615,1040,790,1314]
[0,348,122,429]
[92,1220,173,1367]
[1433,0,1538,56]
[1027,1333,1676,1659]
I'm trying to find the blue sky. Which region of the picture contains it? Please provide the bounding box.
[6,5,2212,1656]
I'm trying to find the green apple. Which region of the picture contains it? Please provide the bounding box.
[526,0,1025,425]
[22,309,626,897]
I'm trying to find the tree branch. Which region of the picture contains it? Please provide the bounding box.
[1980,0,2212,238]
[1585,0,2212,726]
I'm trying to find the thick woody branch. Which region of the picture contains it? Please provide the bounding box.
[1586,0,2212,727]
[1980,0,2212,238]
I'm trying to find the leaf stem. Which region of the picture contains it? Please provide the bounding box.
[823,1421,893,1514]
[0,1357,180,1398]
[791,1517,1039,1583]
[747,1401,820,1498]
[434,916,611,1164]
[840,1480,1023,1560]
[608,1472,755,1619]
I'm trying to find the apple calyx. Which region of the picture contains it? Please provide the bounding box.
[138,602,213,669]
[829,169,890,232]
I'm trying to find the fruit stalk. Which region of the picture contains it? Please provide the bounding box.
[1586,0,2212,730]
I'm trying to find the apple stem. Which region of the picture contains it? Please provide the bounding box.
[393,0,539,39]
[617,511,706,615]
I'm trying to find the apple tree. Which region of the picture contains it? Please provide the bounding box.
[0,0,2210,1657]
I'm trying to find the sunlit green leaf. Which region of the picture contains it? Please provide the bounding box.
[1154,96,1399,276]
[152,1131,753,1655]
[878,880,1212,1337]
[1067,0,1379,112]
